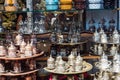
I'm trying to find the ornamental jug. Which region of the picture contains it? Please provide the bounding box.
[110,44,117,55]
[8,42,17,58]
[101,32,108,43]
[98,44,103,55]
[112,29,120,43]
[93,30,100,42]
[47,55,55,69]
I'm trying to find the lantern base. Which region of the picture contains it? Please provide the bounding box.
[5,6,17,11]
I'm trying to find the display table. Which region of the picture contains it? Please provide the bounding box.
[44,61,93,80]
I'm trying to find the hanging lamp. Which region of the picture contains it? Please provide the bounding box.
[4,0,18,11]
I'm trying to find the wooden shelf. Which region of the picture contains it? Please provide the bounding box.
[83,55,100,59]
[36,55,100,61]
[51,40,87,46]
[0,52,44,61]
[0,69,39,76]
[36,57,48,61]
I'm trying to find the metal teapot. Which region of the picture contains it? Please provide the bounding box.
[93,30,100,42]
[47,55,55,70]
[68,52,75,66]
[68,52,75,61]
[112,29,120,43]
[15,33,23,45]
[98,44,103,55]
[56,57,65,72]
[113,51,120,62]
[25,42,33,57]
[0,45,6,57]
[101,32,108,43]
[55,55,62,66]
[95,59,111,71]
[0,62,4,73]
[95,71,110,80]
[20,39,26,47]
[75,54,83,72]
[8,42,17,58]
[90,44,98,54]
[101,52,108,60]
[20,39,26,54]
[13,61,21,73]
[112,62,120,73]
[57,33,64,43]
[110,44,117,55]
[102,71,110,80]
[76,53,83,62]
[95,53,111,70]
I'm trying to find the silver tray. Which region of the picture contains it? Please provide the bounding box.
[44,61,93,75]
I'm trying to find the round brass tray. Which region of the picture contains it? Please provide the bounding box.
[0,51,44,60]
[44,61,92,75]
[13,31,51,35]
[0,69,39,76]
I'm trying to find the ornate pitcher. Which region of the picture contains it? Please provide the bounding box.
[47,55,55,70]
[0,62,4,73]
[110,44,117,55]
[68,52,75,66]
[25,42,33,57]
[20,39,26,54]
[102,71,110,80]
[113,51,120,62]
[93,30,100,42]
[95,53,111,70]
[98,44,103,55]
[56,57,65,72]
[13,62,21,73]
[55,55,62,66]
[101,32,108,43]
[15,33,23,45]
[112,62,120,73]
[112,29,120,43]
[95,59,111,70]
[57,33,64,43]
[75,55,83,72]
[90,44,98,54]
[8,42,17,58]
[0,45,6,57]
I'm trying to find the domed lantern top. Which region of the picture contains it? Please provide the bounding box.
[4,0,18,11]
